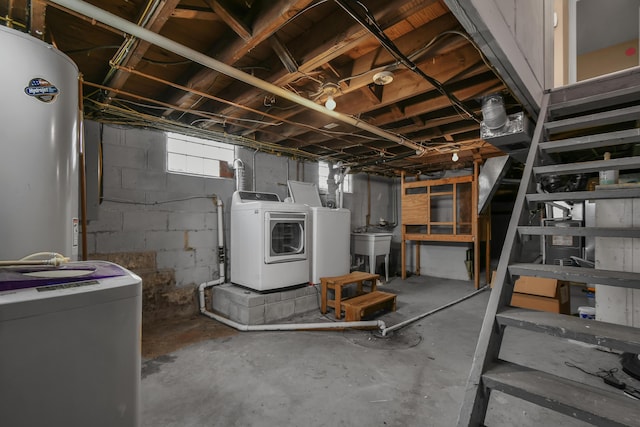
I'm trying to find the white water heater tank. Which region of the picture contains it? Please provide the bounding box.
[0,26,80,260]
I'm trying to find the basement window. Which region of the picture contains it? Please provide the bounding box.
[318,161,352,193]
[166,132,234,178]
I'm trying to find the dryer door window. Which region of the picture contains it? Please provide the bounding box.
[265,212,306,263]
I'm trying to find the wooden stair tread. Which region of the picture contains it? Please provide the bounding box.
[508,263,640,289]
[342,291,396,322]
[323,271,379,285]
[483,361,640,427]
[342,290,396,307]
[497,308,640,354]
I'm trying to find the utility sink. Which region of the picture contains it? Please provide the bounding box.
[351,232,393,282]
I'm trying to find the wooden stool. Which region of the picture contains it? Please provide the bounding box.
[341,291,397,321]
[320,271,379,319]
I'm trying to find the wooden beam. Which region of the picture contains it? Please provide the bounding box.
[171,6,219,21]
[30,0,47,39]
[104,0,181,96]
[210,0,440,117]
[206,0,251,41]
[268,34,299,73]
[167,0,315,111]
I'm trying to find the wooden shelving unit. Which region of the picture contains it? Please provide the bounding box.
[400,164,490,289]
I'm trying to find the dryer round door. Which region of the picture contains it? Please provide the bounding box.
[264,211,307,264]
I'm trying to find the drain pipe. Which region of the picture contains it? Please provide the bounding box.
[197,279,385,332]
[48,0,425,155]
[197,196,226,308]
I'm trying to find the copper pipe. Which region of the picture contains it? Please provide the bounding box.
[78,74,88,260]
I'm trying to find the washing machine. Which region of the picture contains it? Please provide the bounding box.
[287,181,351,284]
[231,191,310,291]
[0,261,142,427]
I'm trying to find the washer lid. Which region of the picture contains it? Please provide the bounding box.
[287,180,322,207]
[0,261,129,293]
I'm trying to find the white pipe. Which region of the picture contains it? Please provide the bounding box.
[381,285,488,336]
[49,0,426,155]
[216,197,225,285]
[200,307,384,332]
[197,273,384,332]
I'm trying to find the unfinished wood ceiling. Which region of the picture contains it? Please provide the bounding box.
[4,0,520,174]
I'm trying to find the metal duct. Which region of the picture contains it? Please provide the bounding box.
[477,155,511,214]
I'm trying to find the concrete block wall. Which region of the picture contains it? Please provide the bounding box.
[83,122,319,322]
[84,122,233,289]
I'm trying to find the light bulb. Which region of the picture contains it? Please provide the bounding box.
[325,95,336,111]
[452,151,459,162]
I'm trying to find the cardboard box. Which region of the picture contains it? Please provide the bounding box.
[510,276,570,314]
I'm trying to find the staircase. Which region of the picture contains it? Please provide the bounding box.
[457,70,640,426]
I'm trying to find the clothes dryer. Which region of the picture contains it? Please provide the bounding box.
[231,191,310,291]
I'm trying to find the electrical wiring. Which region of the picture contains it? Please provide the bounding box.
[98,67,394,148]
[101,195,217,205]
[335,0,481,123]
[84,97,344,162]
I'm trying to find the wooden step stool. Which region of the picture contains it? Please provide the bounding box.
[320,271,379,319]
[341,291,397,321]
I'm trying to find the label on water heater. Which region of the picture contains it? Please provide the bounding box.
[72,218,79,256]
[24,78,59,103]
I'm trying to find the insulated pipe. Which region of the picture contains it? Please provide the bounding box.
[232,159,245,191]
[48,0,426,155]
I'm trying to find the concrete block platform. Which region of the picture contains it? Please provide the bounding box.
[211,283,320,325]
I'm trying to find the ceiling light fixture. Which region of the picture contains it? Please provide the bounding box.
[325,95,336,111]
[321,82,339,110]
[372,70,394,85]
[452,151,459,162]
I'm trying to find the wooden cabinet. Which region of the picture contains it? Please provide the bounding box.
[400,170,490,289]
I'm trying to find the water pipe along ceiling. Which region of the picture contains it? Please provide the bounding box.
[3,0,521,175]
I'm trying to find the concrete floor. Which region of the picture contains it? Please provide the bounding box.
[141,275,632,426]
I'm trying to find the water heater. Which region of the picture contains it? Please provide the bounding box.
[0,26,80,261]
